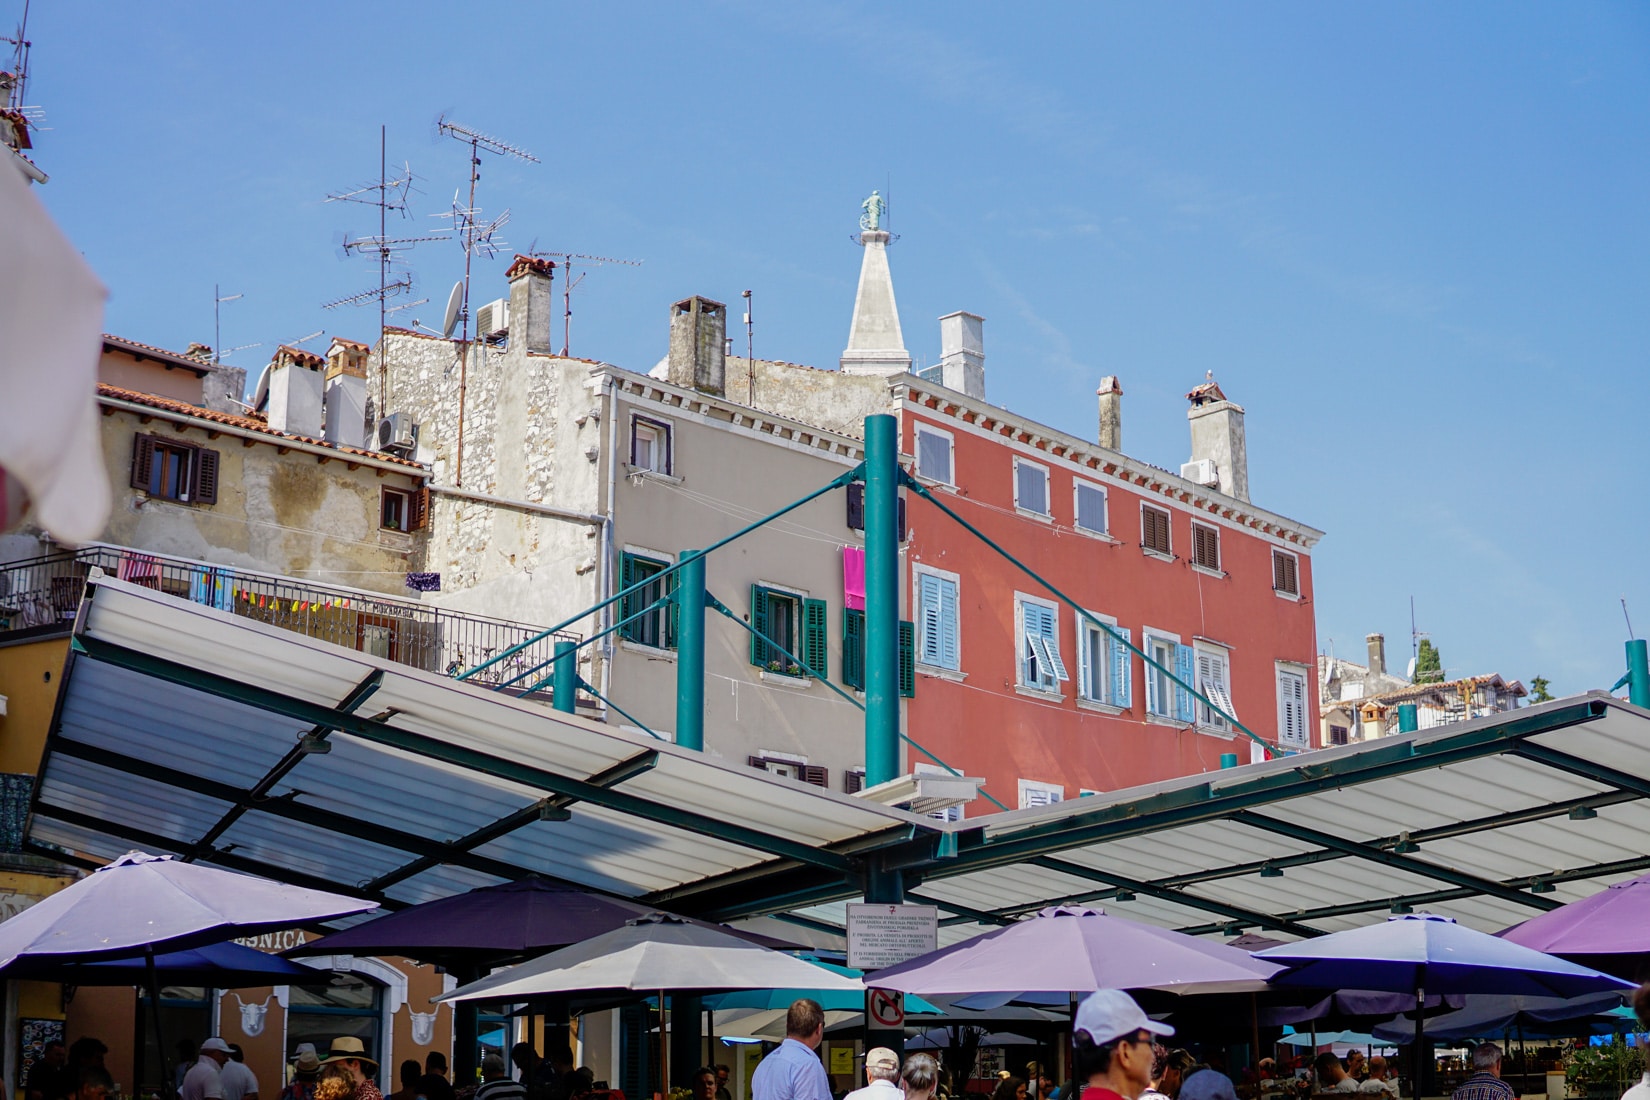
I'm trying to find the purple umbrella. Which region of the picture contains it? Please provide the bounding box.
[1256,914,1633,1100]
[1500,872,1650,977]
[4,939,319,987]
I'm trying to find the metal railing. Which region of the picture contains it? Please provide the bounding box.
[0,546,577,695]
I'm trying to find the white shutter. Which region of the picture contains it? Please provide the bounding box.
[1143,637,1162,716]
[918,574,943,665]
[1201,652,1235,726]
[1278,670,1307,746]
[1042,620,1069,683]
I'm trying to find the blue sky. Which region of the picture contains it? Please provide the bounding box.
[14,3,1648,695]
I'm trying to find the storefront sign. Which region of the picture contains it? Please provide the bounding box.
[846,903,938,969]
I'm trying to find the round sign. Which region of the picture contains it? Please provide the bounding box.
[868,987,905,1028]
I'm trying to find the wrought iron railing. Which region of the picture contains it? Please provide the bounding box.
[0,546,576,695]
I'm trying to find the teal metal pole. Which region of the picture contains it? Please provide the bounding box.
[1220,753,1239,769]
[1398,703,1419,732]
[551,640,576,714]
[676,550,705,751]
[1629,640,1650,708]
[864,414,901,787]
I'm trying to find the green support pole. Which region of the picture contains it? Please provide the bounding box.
[865,414,901,788]
[551,640,576,714]
[676,550,705,751]
[1220,753,1239,769]
[1398,703,1419,733]
[1629,640,1650,709]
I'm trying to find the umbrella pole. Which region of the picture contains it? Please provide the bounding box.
[146,946,173,1100]
[1251,993,1261,1082]
[1069,992,1079,1099]
[660,990,668,1100]
[1411,986,1423,1100]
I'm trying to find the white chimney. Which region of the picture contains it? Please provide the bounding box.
[266,347,325,438]
[323,339,369,449]
[1185,375,1248,502]
[507,255,556,354]
[938,311,985,399]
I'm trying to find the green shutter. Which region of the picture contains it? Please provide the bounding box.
[899,619,916,698]
[749,584,771,668]
[843,609,865,690]
[803,598,828,679]
[618,553,638,643]
[665,567,679,650]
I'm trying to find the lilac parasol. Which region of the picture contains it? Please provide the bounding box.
[1499,871,1650,965]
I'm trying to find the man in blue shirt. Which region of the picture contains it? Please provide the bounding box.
[751,1000,830,1100]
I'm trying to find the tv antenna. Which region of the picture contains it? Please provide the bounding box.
[324,125,444,415]
[216,342,263,361]
[213,286,246,366]
[527,250,642,356]
[1,1,45,153]
[435,116,537,487]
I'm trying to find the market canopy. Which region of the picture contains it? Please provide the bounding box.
[28,577,1650,947]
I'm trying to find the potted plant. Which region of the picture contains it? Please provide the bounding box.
[1565,1037,1644,1100]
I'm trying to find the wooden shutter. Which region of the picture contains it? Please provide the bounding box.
[845,770,865,794]
[846,482,864,530]
[918,575,942,666]
[801,764,829,788]
[843,608,865,690]
[411,485,431,530]
[803,597,828,679]
[937,576,958,670]
[898,619,915,698]
[1108,627,1132,709]
[1142,505,1170,555]
[1273,550,1298,595]
[130,434,157,490]
[749,584,771,667]
[898,495,907,542]
[192,448,221,505]
[1193,524,1219,570]
[747,755,767,770]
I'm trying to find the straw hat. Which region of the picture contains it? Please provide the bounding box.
[320,1037,378,1072]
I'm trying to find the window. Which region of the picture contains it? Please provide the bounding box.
[1014,458,1050,516]
[749,584,824,677]
[1329,724,1350,746]
[1192,522,1221,572]
[844,768,866,794]
[1017,597,1067,692]
[914,424,954,484]
[287,972,385,1081]
[1141,504,1171,556]
[1078,614,1130,708]
[1143,631,1195,722]
[915,569,960,671]
[379,486,428,532]
[1273,550,1300,596]
[748,753,827,787]
[629,415,672,474]
[130,434,219,505]
[916,762,965,821]
[1196,645,1235,731]
[1277,667,1309,748]
[844,484,907,540]
[620,552,677,650]
[841,608,916,697]
[1074,481,1108,535]
[1018,779,1064,810]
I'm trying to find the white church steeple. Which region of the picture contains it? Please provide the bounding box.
[840,190,911,376]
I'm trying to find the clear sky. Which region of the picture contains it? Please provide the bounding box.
[13,2,1648,696]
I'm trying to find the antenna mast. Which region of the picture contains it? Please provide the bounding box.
[436,116,537,486]
[213,286,244,366]
[325,126,442,416]
[528,251,642,356]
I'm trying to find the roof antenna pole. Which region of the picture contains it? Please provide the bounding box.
[522,251,642,359]
[1623,597,1635,642]
[213,286,243,366]
[743,289,753,405]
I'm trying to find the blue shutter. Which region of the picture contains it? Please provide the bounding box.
[899,620,916,698]
[749,584,770,667]
[938,578,959,670]
[803,598,828,679]
[918,574,943,666]
[843,608,865,690]
[1109,627,1132,709]
[1143,637,1161,716]
[1174,643,1196,722]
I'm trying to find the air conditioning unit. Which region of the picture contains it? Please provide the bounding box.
[377,412,419,455]
[475,298,509,339]
[1180,458,1219,487]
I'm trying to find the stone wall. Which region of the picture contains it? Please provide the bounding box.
[723,356,898,438]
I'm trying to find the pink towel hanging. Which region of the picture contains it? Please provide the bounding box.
[842,546,866,611]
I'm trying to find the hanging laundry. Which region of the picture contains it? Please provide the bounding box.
[842,546,866,611]
[405,572,441,592]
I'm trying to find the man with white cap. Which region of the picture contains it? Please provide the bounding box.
[181,1039,231,1100]
[1072,990,1175,1100]
[844,1050,902,1100]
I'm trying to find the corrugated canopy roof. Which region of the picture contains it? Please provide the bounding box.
[28,579,1650,945]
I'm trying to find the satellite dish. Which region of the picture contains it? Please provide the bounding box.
[442,280,464,339]
[251,363,272,413]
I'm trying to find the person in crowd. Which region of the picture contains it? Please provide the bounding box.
[1177,1072,1236,1100]
[846,1050,902,1100]
[1313,1055,1359,1095]
[176,1042,200,1096]
[564,1070,594,1100]
[1144,1051,1197,1100]
[183,1038,233,1100]
[509,1046,545,1100]
[1071,988,1174,1100]
[73,1066,114,1100]
[419,1052,456,1100]
[320,1038,380,1100]
[390,1062,422,1100]
[315,1065,357,1100]
[1343,1055,1365,1084]
[27,1040,75,1100]
[692,1068,720,1100]
[1358,1058,1398,1100]
[901,1056,939,1100]
[991,1079,1027,1100]
[1449,1044,1512,1100]
[1032,1068,1057,1100]
[68,1040,107,1080]
[716,1066,733,1100]
[751,999,830,1100]
[281,1049,323,1100]
[477,1055,526,1100]
[222,1044,260,1100]
[543,1047,576,1100]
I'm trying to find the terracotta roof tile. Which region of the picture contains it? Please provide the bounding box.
[103,333,218,375]
[506,254,555,279]
[97,383,425,469]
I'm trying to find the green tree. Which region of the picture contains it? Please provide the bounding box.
[1414,639,1443,684]
[1530,676,1553,703]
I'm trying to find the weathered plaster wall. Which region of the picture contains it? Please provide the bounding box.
[723,357,896,439]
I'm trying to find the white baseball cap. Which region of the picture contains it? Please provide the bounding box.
[200,1038,233,1055]
[1074,989,1174,1046]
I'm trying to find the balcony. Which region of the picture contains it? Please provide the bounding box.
[0,545,577,697]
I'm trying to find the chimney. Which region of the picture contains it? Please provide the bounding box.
[1097,375,1123,451]
[1366,633,1387,679]
[1185,374,1249,502]
[266,346,325,438]
[937,311,985,399]
[506,255,556,355]
[668,296,727,397]
[322,338,370,448]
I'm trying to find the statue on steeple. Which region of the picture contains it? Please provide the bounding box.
[859,190,887,232]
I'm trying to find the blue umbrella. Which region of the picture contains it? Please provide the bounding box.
[1369,991,1629,1044]
[4,938,318,986]
[703,957,940,1013]
[1256,915,1633,1100]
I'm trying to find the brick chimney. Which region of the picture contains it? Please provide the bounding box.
[1185,374,1249,502]
[938,311,985,399]
[266,346,325,438]
[1097,375,1123,451]
[506,255,556,355]
[668,296,726,397]
[1366,633,1387,679]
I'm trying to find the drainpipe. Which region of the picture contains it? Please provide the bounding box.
[1629,640,1650,708]
[599,374,620,709]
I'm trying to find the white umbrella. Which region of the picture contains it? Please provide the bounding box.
[439,913,865,1002]
[712,1007,860,1041]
